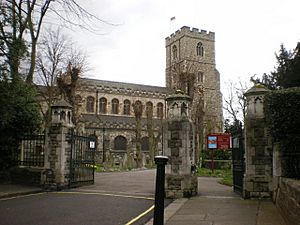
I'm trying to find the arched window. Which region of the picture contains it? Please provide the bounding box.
[146,101,153,117]
[185,80,193,97]
[111,98,119,114]
[196,42,204,57]
[133,100,143,118]
[157,102,164,119]
[198,71,204,83]
[99,97,107,114]
[53,111,59,121]
[172,45,177,60]
[123,99,131,115]
[114,136,127,151]
[86,96,95,113]
[141,136,149,151]
[67,111,71,123]
[60,111,66,121]
[181,102,187,116]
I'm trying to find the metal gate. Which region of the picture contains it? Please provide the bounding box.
[69,131,96,188]
[232,134,245,195]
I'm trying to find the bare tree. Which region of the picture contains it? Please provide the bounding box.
[57,53,87,126]
[169,59,205,163]
[146,104,162,166]
[36,28,87,127]
[0,0,114,83]
[132,101,143,168]
[223,79,249,124]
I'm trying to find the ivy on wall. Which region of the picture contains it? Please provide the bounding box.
[264,87,300,178]
[264,87,300,142]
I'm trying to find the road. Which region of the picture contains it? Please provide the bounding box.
[0,170,169,225]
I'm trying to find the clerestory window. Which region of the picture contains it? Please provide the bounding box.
[146,101,153,117]
[157,102,164,119]
[111,98,119,114]
[99,97,107,114]
[86,96,95,113]
[123,99,131,115]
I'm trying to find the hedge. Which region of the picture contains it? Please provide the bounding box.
[264,87,300,178]
[264,87,300,141]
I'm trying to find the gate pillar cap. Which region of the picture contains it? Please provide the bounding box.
[51,98,73,125]
[244,84,270,98]
[52,99,72,109]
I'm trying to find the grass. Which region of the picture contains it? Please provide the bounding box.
[197,167,233,186]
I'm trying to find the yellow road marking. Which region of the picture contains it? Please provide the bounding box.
[0,192,45,201]
[53,191,155,200]
[1,191,155,224]
[125,205,154,225]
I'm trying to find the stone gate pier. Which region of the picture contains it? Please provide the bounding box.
[163,90,198,198]
[243,85,273,198]
[43,99,74,190]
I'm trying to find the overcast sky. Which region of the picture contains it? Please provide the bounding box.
[69,0,300,91]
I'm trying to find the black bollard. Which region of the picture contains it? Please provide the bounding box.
[153,156,168,225]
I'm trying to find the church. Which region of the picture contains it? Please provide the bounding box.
[74,26,223,167]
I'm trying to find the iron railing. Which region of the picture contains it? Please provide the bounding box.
[68,131,96,187]
[19,134,45,167]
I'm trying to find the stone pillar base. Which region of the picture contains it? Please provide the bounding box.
[243,174,272,198]
[165,174,198,198]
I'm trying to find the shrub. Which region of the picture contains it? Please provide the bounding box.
[201,149,232,160]
[264,87,300,179]
[264,87,300,141]
[0,80,41,170]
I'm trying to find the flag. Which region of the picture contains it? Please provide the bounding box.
[170,16,176,21]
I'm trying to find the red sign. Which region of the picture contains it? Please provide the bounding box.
[207,133,232,150]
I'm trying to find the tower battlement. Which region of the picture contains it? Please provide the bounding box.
[165,25,223,136]
[165,26,215,45]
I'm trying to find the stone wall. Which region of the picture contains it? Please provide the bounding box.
[276,178,300,225]
[77,78,168,119]
[83,123,160,167]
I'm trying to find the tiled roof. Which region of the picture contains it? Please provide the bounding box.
[79,77,172,94]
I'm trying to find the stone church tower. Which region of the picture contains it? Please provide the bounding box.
[165,26,223,136]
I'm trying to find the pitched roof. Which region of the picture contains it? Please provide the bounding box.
[79,77,171,94]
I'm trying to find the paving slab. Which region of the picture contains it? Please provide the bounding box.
[163,177,287,225]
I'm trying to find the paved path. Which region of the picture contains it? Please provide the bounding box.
[77,169,156,197]
[0,170,159,225]
[164,177,286,225]
[0,172,287,225]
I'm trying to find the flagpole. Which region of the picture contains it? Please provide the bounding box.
[170,16,176,34]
